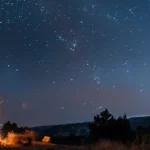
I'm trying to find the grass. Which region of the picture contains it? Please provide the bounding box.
[0,132,150,150]
[0,139,149,150]
[0,130,35,147]
[92,140,150,150]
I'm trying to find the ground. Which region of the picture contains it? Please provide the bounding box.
[0,142,90,150]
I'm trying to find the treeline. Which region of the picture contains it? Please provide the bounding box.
[88,109,133,144]
[1,109,150,146]
[88,108,150,145]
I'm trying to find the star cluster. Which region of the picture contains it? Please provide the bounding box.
[0,0,150,126]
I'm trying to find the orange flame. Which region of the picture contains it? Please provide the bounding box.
[0,131,35,147]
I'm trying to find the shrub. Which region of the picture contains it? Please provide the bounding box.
[1,121,30,138]
[0,130,35,147]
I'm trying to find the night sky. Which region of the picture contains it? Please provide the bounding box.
[0,0,150,126]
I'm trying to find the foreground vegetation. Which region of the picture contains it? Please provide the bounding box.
[89,109,150,150]
[0,121,35,146]
[92,140,150,150]
[1,108,150,150]
[88,109,133,144]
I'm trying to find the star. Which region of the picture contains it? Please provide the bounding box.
[22,102,28,109]
[70,78,74,81]
[60,107,65,110]
[0,0,149,126]
[83,103,87,106]
[96,106,103,110]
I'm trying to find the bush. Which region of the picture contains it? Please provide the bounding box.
[1,121,30,138]
[0,130,35,147]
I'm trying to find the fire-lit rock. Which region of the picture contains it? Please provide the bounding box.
[42,136,51,143]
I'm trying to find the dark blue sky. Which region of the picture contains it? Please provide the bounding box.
[0,0,150,126]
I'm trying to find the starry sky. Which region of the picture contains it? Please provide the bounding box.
[0,0,150,127]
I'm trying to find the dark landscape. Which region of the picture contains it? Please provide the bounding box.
[0,109,150,149]
[0,0,150,149]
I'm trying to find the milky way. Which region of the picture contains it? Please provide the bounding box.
[0,0,150,126]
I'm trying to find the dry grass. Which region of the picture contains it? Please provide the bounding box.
[0,130,35,147]
[92,140,150,150]
[0,140,149,150]
[30,140,150,150]
[92,140,127,150]
[0,133,150,150]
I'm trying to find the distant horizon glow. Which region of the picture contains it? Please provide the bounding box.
[128,115,150,119]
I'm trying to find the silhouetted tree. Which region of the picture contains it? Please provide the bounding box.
[1,121,29,137]
[115,114,133,142]
[1,121,18,137]
[89,109,133,144]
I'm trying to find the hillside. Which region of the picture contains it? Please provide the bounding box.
[31,122,90,137]
[129,116,150,129]
[32,116,150,137]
